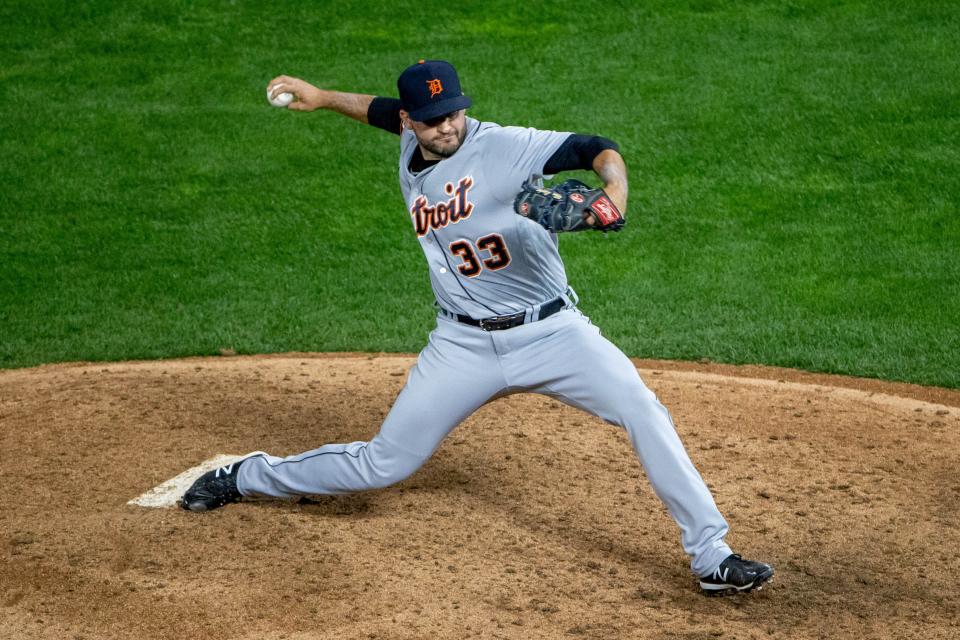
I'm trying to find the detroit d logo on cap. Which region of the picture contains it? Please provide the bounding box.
[427,78,443,98]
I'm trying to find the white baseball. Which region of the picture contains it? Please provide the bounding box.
[267,86,294,108]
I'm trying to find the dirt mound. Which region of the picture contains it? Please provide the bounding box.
[1,354,958,639]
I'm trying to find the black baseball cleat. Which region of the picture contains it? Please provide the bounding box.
[699,554,774,596]
[180,457,254,512]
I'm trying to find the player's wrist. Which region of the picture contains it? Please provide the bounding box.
[602,184,628,214]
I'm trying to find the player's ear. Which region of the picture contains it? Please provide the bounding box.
[399,109,410,130]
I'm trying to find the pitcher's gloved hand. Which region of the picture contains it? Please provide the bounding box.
[513,179,625,233]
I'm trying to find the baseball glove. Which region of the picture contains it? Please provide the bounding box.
[513,179,625,233]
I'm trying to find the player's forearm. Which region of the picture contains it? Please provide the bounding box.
[315,90,377,124]
[593,149,628,214]
[267,76,375,123]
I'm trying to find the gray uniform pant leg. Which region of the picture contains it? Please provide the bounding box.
[499,310,733,577]
[237,320,504,498]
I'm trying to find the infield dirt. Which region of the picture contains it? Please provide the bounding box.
[1,354,958,639]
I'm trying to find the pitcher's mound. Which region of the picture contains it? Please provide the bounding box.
[1,354,957,639]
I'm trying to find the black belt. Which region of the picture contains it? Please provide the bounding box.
[454,296,566,331]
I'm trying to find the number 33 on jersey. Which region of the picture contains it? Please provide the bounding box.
[400,118,574,318]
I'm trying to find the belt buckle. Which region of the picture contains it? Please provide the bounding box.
[479,316,505,331]
[479,313,521,331]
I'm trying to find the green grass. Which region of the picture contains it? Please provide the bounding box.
[1,1,958,387]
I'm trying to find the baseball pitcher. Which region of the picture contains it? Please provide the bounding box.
[180,60,774,596]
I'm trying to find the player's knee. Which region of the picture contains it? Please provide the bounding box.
[367,459,421,488]
[363,439,428,489]
[603,381,673,430]
[601,370,657,409]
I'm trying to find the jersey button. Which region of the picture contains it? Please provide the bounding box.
[439,268,447,274]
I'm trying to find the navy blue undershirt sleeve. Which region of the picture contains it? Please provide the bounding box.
[543,134,620,174]
[367,97,403,135]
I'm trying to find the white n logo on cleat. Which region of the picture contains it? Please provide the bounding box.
[716,567,729,582]
[216,464,234,477]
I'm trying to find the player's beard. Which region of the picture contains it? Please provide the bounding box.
[419,125,467,158]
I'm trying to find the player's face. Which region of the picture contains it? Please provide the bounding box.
[408,110,467,159]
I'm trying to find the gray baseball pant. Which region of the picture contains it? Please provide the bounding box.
[238,309,733,576]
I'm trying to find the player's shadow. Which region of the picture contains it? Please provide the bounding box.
[405,449,681,579]
[247,442,707,591]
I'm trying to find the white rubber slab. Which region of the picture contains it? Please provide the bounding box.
[128,453,254,508]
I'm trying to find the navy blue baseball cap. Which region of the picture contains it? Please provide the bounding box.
[398,59,472,122]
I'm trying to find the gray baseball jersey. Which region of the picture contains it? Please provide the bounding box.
[399,117,570,318]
